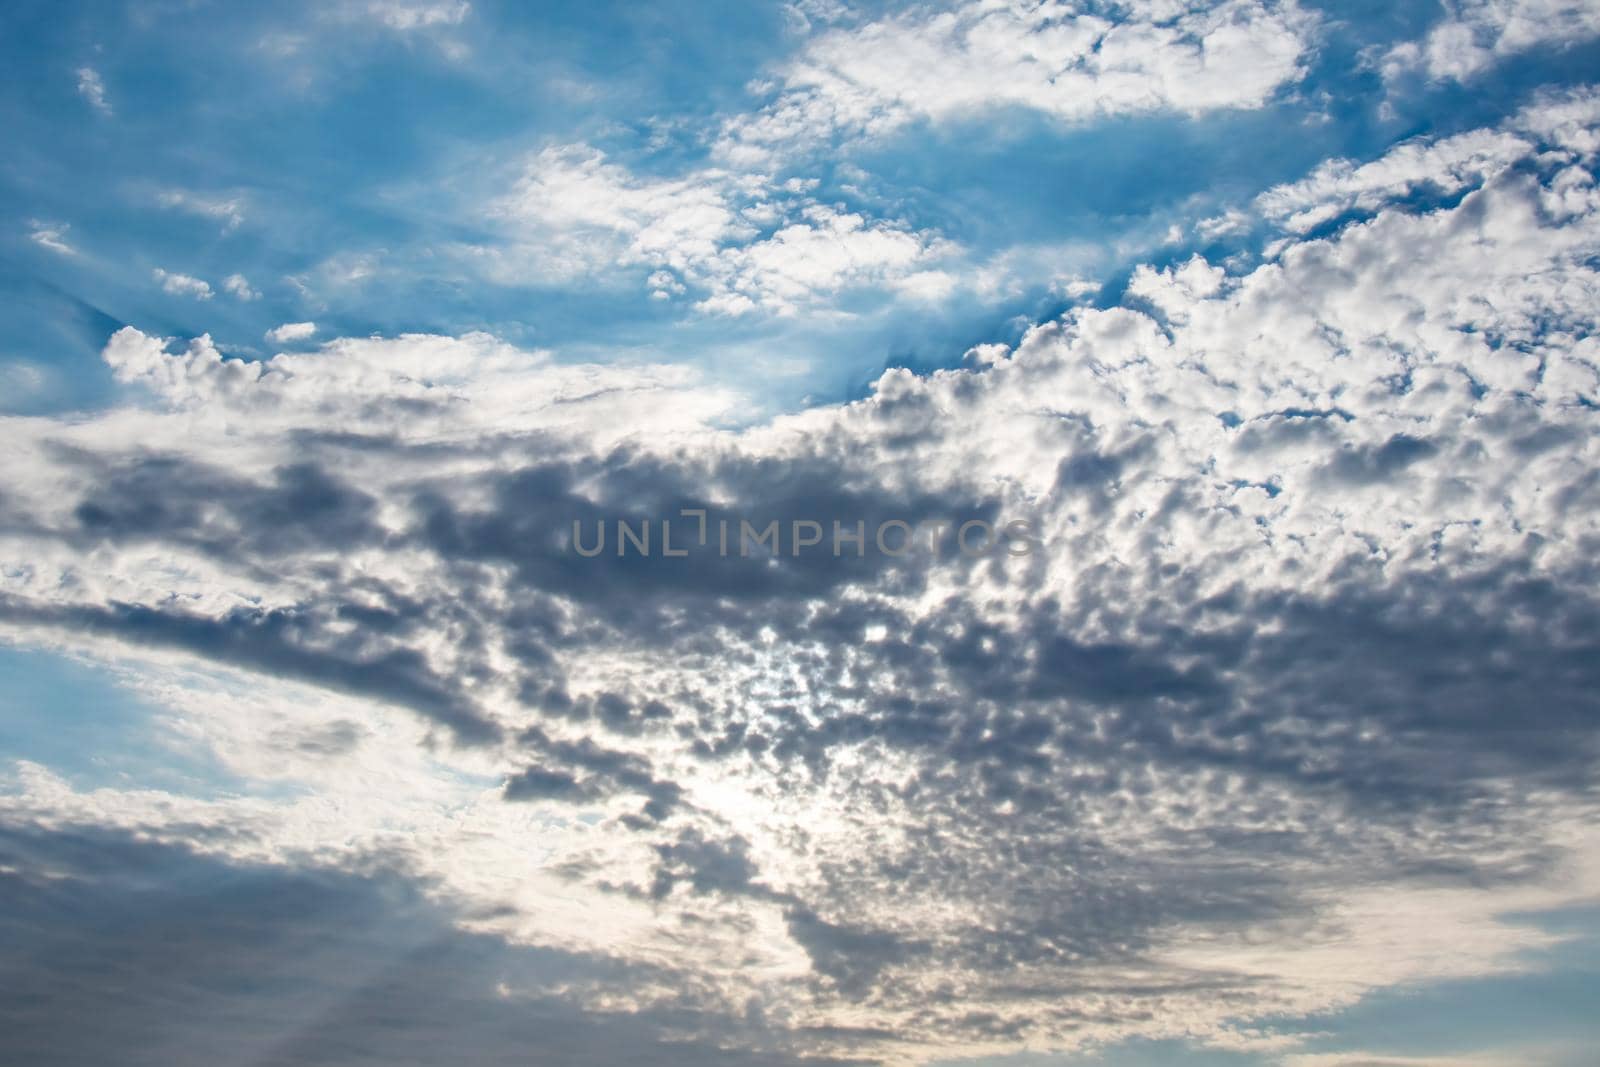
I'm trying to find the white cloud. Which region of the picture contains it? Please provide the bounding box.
[1252,127,1531,233]
[1384,0,1600,83]
[151,267,213,299]
[157,190,246,232]
[361,0,470,30]
[1210,88,1600,240]
[716,0,1317,162]
[492,145,744,282]
[696,203,954,316]
[93,326,732,439]
[5,91,1600,1064]
[890,268,960,302]
[27,220,76,256]
[487,145,955,314]
[222,273,260,301]
[1518,84,1600,157]
[264,321,318,345]
[76,66,110,115]
[0,361,49,399]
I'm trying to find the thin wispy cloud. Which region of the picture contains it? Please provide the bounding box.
[362,0,470,31]
[26,221,76,256]
[157,190,246,232]
[75,65,110,114]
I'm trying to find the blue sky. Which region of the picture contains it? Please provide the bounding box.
[3,1,1600,1064]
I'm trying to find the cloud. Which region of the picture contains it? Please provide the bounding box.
[89,326,732,434]
[361,0,471,31]
[488,145,744,283]
[264,321,318,344]
[27,221,76,256]
[151,268,213,300]
[0,363,49,402]
[222,273,260,300]
[1279,1052,1530,1067]
[0,819,846,1067]
[75,66,110,115]
[486,145,954,314]
[3,90,1600,1063]
[715,0,1317,163]
[694,202,952,316]
[157,190,246,232]
[1195,88,1600,243]
[1383,0,1600,84]
[1249,127,1531,233]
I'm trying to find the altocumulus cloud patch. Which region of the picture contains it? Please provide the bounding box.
[2,2,1600,1066]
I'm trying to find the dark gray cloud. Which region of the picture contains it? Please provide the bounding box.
[0,819,861,1067]
[0,595,502,745]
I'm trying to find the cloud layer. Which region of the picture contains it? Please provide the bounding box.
[717,0,1316,162]
[3,85,1600,1062]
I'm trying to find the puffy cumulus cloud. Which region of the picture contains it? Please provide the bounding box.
[716,0,1317,163]
[1383,0,1600,84]
[484,145,954,314]
[3,98,1600,1064]
[1519,83,1600,156]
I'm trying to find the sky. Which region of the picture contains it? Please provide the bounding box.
[1,0,1599,1064]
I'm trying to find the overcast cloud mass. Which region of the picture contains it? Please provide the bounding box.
[2,2,1599,1065]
